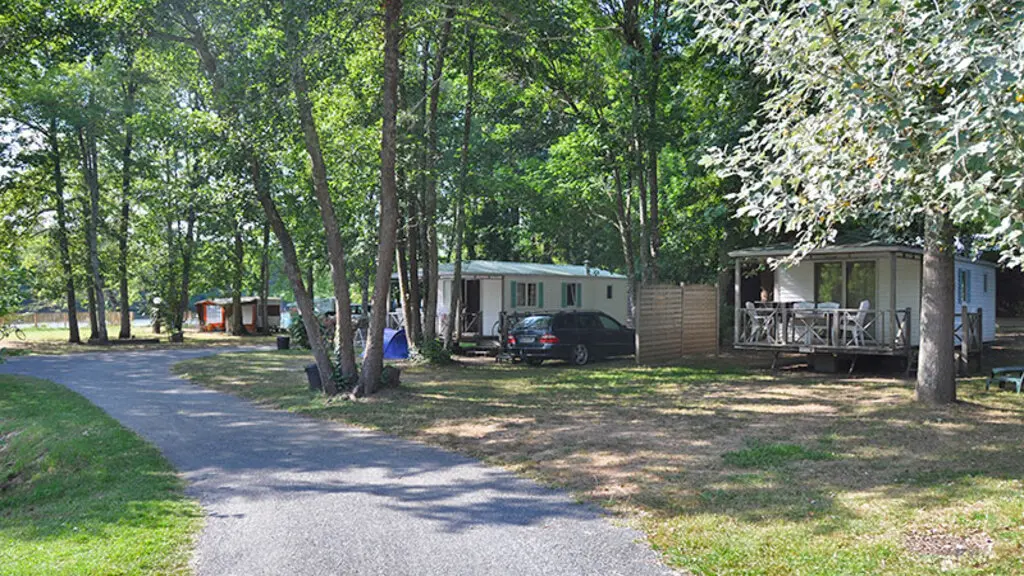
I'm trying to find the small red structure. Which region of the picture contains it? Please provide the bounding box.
[195,297,283,332]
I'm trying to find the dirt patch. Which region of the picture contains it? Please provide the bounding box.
[904,528,994,558]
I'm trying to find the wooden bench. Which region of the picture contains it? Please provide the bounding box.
[986,366,1024,394]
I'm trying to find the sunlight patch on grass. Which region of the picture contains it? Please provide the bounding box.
[723,440,837,469]
[0,375,202,575]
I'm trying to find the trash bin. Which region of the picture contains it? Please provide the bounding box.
[304,364,321,391]
[277,335,290,350]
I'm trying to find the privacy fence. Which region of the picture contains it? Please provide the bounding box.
[635,284,719,365]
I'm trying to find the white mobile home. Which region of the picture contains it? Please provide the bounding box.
[729,243,996,362]
[431,260,629,338]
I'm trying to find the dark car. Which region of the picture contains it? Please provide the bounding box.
[508,311,635,366]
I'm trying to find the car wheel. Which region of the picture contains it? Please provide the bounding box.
[571,343,589,366]
[526,358,544,366]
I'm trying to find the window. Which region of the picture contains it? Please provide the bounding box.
[606,285,613,299]
[983,272,989,294]
[515,282,539,307]
[597,314,622,330]
[576,313,601,331]
[845,261,876,308]
[958,269,972,304]
[563,282,582,308]
[814,262,843,305]
[267,304,281,316]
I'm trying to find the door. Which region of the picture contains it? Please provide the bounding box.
[597,313,633,356]
[575,313,607,357]
[462,279,481,333]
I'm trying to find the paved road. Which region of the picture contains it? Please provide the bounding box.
[1,350,675,575]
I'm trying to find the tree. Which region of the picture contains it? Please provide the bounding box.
[688,0,1024,403]
[360,0,402,394]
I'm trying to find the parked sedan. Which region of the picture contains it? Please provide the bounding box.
[508,311,635,366]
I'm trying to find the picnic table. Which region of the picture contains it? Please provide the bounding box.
[986,366,1024,394]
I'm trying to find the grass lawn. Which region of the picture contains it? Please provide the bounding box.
[173,350,1024,575]
[0,375,202,575]
[1,326,276,356]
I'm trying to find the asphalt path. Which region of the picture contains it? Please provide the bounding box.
[0,350,675,575]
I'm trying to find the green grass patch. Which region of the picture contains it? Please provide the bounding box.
[0,375,202,575]
[723,440,836,469]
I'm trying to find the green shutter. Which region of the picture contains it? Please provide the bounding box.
[538,282,544,308]
[561,282,567,308]
[510,280,517,308]
[576,282,583,308]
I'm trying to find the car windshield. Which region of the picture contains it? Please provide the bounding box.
[514,315,552,330]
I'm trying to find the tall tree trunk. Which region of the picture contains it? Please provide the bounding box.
[612,162,637,324]
[421,7,455,343]
[917,207,957,404]
[284,21,356,378]
[177,207,196,332]
[251,155,337,395]
[49,117,80,344]
[230,221,244,335]
[259,220,269,334]
[118,58,137,339]
[79,124,108,342]
[406,39,429,345]
[645,50,660,284]
[87,284,98,339]
[444,29,474,350]
[361,0,402,394]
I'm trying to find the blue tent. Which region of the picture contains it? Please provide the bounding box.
[367,328,408,360]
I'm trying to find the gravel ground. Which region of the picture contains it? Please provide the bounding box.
[0,350,675,576]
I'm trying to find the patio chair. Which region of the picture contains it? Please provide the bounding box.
[745,301,772,343]
[791,301,817,344]
[845,300,872,347]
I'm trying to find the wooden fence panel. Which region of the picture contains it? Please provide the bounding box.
[636,283,719,365]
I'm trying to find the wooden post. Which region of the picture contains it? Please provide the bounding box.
[733,258,741,344]
[976,306,983,373]
[33,313,38,327]
[960,305,969,376]
[905,307,913,377]
[890,252,898,346]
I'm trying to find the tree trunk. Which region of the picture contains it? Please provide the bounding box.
[645,48,660,284]
[87,284,99,340]
[49,117,80,344]
[177,207,196,332]
[79,124,108,342]
[252,154,337,394]
[444,29,474,350]
[406,39,430,345]
[230,222,245,335]
[917,207,957,404]
[421,7,455,343]
[284,22,357,377]
[361,0,402,395]
[612,162,637,324]
[259,220,269,334]
[118,62,137,340]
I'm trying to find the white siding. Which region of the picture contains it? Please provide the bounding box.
[894,257,922,346]
[955,261,997,342]
[774,264,815,303]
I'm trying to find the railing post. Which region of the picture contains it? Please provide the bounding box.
[905,308,913,376]
[960,305,969,376]
[733,259,741,345]
[976,307,983,371]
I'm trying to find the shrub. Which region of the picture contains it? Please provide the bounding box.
[417,339,452,365]
[289,312,310,349]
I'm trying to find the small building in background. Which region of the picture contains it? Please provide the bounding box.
[195,297,282,332]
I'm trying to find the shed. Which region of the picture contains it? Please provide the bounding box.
[195,297,283,332]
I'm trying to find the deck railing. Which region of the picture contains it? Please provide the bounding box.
[736,305,912,353]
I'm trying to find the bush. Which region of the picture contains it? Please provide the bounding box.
[417,339,452,365]
[289,313,310,349]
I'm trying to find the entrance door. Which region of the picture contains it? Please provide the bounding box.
[462,279,482,333]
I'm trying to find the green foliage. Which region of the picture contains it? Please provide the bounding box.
[689,0,1024,267]
[416,338,452,365]
[722,440,836,469]
[288,313,310,349]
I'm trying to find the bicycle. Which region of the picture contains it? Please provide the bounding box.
[0,323,26,342]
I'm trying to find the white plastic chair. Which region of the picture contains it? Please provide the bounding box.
[847,300,872,346]
[745,301,770,342]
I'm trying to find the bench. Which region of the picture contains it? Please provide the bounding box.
[986,366,1024,394]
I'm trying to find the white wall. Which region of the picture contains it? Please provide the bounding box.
[480,278,503,336]
[956,261,997,342]
[774,264,814,303]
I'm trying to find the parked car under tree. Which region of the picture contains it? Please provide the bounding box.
[508,311,635,366]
